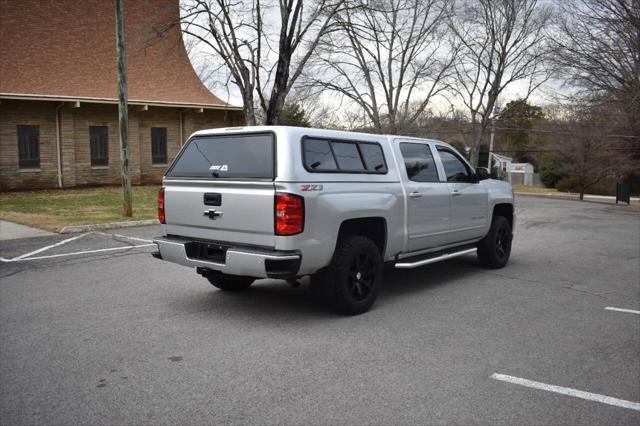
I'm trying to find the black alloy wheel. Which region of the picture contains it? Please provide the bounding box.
[477,215,512,269]
[494,223,511,262]
[328,235,383,315]
[348,252,377,302]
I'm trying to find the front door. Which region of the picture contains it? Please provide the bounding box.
[397,141,451,252]
[435,146,489,242]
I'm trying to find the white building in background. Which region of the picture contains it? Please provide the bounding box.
[510,163,535,186]
[489,153,513,182]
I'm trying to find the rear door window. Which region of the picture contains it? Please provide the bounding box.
[166,133,274,179]
[399,143,439,182]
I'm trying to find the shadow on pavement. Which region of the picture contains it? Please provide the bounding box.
[166,255,482,320]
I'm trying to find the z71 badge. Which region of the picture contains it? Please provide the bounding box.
[300,184,323,192]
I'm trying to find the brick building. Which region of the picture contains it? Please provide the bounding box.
[0,0,242,190]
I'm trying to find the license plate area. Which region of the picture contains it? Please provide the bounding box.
[185,242,227,263]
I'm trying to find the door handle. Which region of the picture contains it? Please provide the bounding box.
[452,190,462,197]
[409,191,423,198]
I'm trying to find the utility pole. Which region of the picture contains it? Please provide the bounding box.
[115,0,132,217]
[487,105,500,169]
[487,119,495,169]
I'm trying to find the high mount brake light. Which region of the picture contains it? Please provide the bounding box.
[275,193,304,236]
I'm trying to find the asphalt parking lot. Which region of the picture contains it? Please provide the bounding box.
[1,195,638,425]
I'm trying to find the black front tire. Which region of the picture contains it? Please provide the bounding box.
[206,273,254,291]
[322,235,383,315]
[477,215,512,269]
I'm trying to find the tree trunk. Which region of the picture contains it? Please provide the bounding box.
[242,90,256,126]
[243,106,256,126]
[469,127,483,167]
[265,70,289,125]
[266,89,287,125]
[265,30,292,125]
[579,188,585,200]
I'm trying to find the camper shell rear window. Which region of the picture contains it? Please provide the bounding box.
[166,133,275,179]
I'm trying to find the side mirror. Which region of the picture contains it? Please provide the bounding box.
[475,167,491,181]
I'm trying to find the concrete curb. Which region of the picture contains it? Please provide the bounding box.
[60,219,160,234]
[514,192,640,205]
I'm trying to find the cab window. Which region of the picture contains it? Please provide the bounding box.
[436,147,472,182]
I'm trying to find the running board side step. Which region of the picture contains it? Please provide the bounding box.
[395,247,477,269]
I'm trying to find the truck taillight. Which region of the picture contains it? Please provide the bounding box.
[158,187,166,224]
[275,192,304,236]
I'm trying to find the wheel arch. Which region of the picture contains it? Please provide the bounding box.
[337,217,387,256]
[492,203,514,229]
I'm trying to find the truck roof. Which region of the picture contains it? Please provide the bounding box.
[188,125,446,145]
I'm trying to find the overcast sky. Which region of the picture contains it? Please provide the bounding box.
[181,1,568,121]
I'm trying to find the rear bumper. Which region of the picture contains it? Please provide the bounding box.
[153,236,301,279]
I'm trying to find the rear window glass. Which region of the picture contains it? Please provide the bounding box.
[303,138,387,173]
[166,133,274,179]
[304,139,337,170]
[359,143,387,172]
[332,142,365,170]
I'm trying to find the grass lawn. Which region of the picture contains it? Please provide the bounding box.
[0,186,159,232]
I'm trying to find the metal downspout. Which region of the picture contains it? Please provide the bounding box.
[55,102,65,188]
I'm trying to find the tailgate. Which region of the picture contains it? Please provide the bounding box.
[162,132,276,247]
[164,181,275,247]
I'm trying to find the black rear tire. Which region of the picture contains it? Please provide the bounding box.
[321,235,383,315]
[477,215,512,269]
[206,273,254,291]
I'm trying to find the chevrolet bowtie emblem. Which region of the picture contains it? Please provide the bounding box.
[203,209,223,220]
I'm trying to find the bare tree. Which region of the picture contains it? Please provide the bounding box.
[179,0,344,125]
[450,0,553,166]
[308,0,456,133]
[553,0,640,134]
[546,104,635,200]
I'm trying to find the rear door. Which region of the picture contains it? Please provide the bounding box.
[435,146,488,242]
[397,141,451,251]
[163,132,276,248]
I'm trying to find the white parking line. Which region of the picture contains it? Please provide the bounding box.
[13,233,88,260]
[1,231,157,263]
[491,373,640,412]
[96,232,153,243]
[605,307,640,315]
[1,244,155,262]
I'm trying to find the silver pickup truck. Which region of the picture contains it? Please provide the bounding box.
[153,126,514,314]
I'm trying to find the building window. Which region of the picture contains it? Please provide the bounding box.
[90,126,109,167]
[17,125,40,169]
[151,127,167,164]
